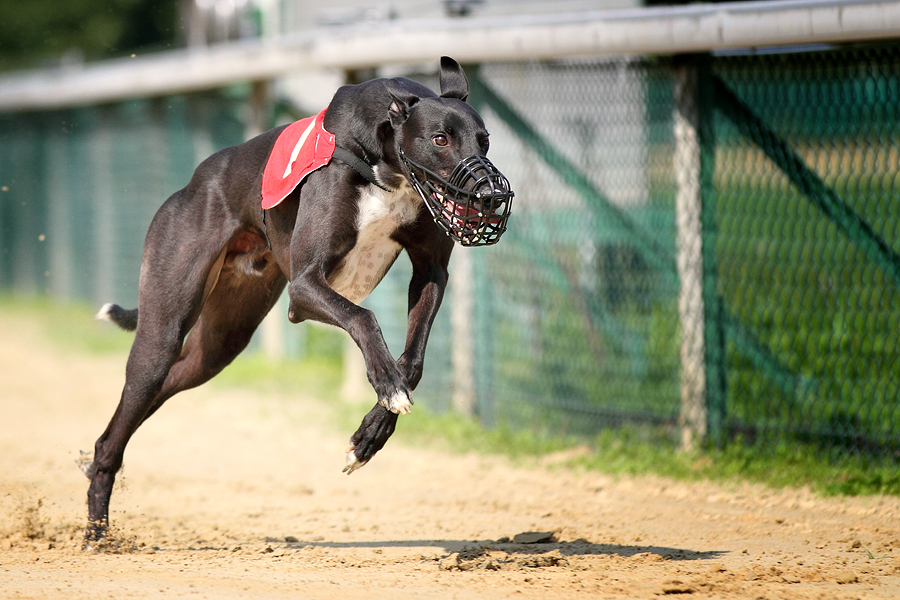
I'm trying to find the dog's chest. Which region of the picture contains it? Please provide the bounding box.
[328,186,420,304]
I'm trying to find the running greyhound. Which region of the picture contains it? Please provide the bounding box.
[84,56,513,545]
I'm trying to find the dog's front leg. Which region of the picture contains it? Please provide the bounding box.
[287,268,412,416]
[282,175,414,416]
[345,240,453,473]
[396,249,452,389]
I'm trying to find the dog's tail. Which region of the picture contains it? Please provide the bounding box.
[96,303,138,332]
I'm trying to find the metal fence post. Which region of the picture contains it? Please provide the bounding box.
[674,55,724,450]
[450,249,477,417]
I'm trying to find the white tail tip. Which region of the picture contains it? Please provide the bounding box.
[95,303,114,321]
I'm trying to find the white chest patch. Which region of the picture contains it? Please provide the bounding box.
[328,183,421,304]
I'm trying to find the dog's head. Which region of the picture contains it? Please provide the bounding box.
[326,57,514,246]
[387,58,514,246]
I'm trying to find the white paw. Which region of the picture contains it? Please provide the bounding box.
[342,447,365,475]
[381,391,412,415]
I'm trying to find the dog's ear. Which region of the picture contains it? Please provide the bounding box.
[439,56,469,101]
[389,92,419,127]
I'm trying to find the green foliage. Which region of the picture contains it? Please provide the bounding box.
[389,401,900,496]
[396,408,575,461]
[581,429,900,496]
[716,168,900,447]
[4,296,896,497]
[484,209,682,437]
[0,295,133,355]
[211,326,345,401]
[0,0,179,71]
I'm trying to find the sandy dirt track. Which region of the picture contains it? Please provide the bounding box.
[2,312,900,599]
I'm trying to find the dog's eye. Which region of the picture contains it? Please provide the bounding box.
[482,137,490,152]
[433,135,449,147]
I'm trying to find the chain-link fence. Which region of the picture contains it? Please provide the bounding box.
[2,43,898,463]
[377,45,900,462]
[0,94,247,305]
[712,47,900,459]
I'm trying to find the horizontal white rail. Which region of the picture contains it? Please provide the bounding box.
[0,0,897,111]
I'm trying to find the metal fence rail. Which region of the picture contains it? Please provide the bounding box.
[2,42,898,463]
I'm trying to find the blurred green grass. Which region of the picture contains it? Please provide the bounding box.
[3,295,896,497]
[0,295,134,355]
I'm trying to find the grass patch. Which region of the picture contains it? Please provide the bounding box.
[572,428,900,496]
[385,404,900,496]
[210,322,346,400]
[5,296,897,497]
[390,407,576,460]
[212,352,343,401]
[340,392,900,496]
[0,295,133,355]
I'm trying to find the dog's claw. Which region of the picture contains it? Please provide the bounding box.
[343,446,367,475]
[380,391,413,415]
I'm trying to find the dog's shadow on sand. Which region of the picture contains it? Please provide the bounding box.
[266,536,725,562]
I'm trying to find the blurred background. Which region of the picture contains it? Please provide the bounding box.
[1,0,898,470]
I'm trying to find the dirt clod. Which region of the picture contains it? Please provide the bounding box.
[513,531,557,544]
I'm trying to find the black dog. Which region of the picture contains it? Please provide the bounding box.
[84,57,512,545]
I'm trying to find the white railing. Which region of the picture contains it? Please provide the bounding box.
[0,0,897,111]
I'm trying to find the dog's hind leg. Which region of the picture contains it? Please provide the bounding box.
[85,314,194,546]
[136,263,287,427]
[85,197,236,545]
[86,242,285,545]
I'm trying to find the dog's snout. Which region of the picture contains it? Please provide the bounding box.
[473,171,511,197]
[400,148,513,247]
[448,154,511,198]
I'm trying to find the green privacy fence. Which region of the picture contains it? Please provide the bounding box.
[389,58,687,436]
[1,43,898,462]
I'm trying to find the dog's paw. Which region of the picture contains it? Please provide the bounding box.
[380,391,413,415]
[82,536,122,553]
[342,446,368,475]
